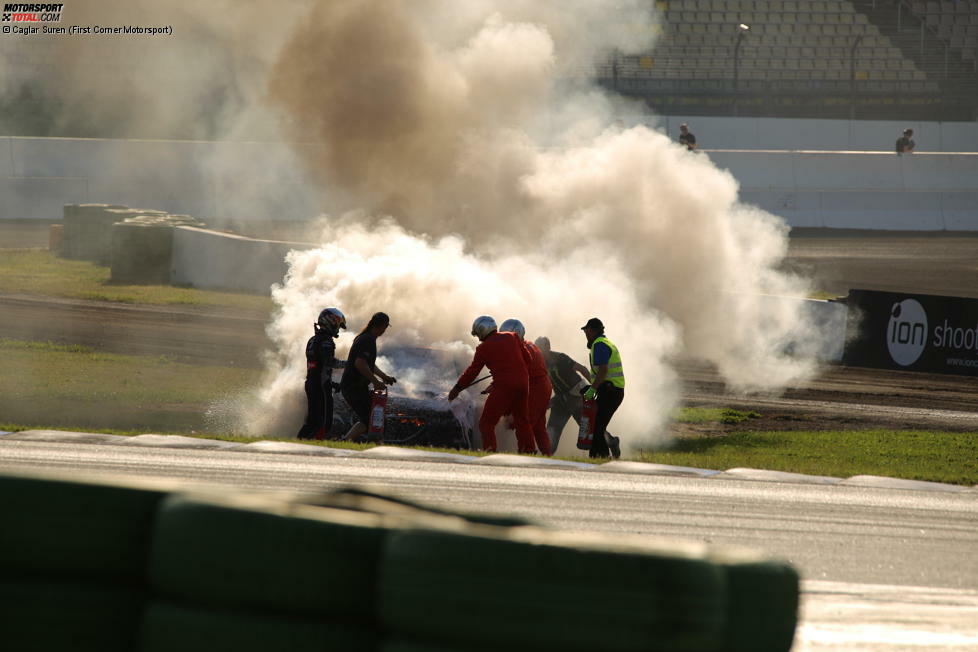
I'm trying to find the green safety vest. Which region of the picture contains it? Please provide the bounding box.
[589,336,625,389]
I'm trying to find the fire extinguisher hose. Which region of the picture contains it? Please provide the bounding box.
[462,374,492,389]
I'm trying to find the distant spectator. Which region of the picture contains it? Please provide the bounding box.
[678,123,697,151]
[896,128,915,155]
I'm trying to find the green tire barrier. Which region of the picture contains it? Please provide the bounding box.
[0,579,144,652]
[380,527,727,652]
[710,550,800,652]
[110,214,207,284]
[0,470,800,652]
[0,473,168,582]
[148,493,387,623]
[138,600,376,652]
[61,203,127,260]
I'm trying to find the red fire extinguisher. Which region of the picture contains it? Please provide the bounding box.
[577,396,597,450]
[368,388,387,439]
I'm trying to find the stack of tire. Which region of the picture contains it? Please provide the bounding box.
[110,213,206,285]
[0,472,799,652]
[61,203,129,261]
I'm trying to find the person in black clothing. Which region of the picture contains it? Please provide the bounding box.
[581,317,624,459]
[296,307,345,440]
[340,311,396,442]
[678,123,697,151]
[895,128,915,155]
[534,336,592,453]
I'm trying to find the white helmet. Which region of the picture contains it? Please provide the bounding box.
[317,307,346,336]
[499,318,525,341]
[470,315,497,340]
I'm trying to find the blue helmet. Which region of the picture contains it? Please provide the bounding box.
[317,307,346,336]
[499,318,526,341]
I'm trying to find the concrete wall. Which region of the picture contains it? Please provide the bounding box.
[0,136,321,223]
[3,131,977,230]
[0,176,89,221]
[710,150,978,230]
[708,150,978,190]
[171,226,316,294]
[650,116,978,152]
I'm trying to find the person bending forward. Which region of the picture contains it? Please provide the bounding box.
[449,316,536,453]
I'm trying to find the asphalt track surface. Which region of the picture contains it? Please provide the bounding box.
[2,226,977,650]
[0,434,975,652]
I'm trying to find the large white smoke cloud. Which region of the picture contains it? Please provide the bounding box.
[241,0,820,454]
[13,0,818,452]
[250,218,682,452]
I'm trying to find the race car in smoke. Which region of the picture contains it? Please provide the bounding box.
[326,346,478,450]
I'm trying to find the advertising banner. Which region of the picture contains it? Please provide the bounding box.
[843,289,978,376]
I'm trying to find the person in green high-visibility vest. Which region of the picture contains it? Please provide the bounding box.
[580,317,624,459]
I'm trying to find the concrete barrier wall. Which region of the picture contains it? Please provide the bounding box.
[171,226,316,294]
[3,134,977,230]
[943,192,978,231]
[739,189,978,230]
[708,150,978,190]
[0,176,90,221]
[0,137,14,177]
[711,151,978,230]
[0,136,321,224]
[651,116,978,152]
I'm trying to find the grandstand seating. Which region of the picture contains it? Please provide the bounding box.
[909,0,978,66]
[598,0,937,95]
[590,0,978,119]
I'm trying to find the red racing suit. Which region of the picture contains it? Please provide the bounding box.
[524,341,553,455]
[455,331,535,453]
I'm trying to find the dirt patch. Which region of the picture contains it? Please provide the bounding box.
[668,406,960,439]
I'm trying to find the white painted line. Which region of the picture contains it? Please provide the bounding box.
[355,446,476,463]
[595,460,721,477]
[718,467,843,485]
[117,434,241,450]
[841,475,974,493]
[477,454,596,470]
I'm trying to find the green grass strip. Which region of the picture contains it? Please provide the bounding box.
[0,250,272,310]
[2,335,975,485]
[637,429,978,486]
[0,337,259,433]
